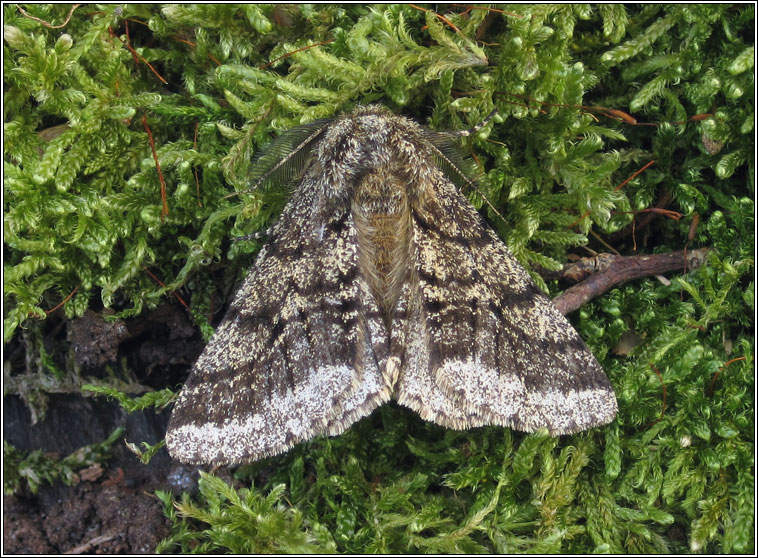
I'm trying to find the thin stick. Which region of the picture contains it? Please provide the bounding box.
[143,267,189,310]
[259,40,335,70]
[589,229,621,256]
[45,286,80,315]
[17,4,80,29]
[570,161,656,228]
[552,248,710,315]
[63,534,116,554]
[141,114,169,219]
[707,356,748,396]
[110,27,168,85]
[409,4,462,34]
[193,120,202,207]
[614,160,656,191]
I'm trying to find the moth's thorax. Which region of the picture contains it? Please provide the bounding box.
[352,165,413,326]
[315,107,431,198]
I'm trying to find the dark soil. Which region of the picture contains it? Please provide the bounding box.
[3,303,209,554]
[2,393,209,554]
[4,481,170,554]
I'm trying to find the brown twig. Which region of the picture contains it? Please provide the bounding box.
[141,114,169,219]
[45,286,80,315]
[453,4,521,17]
[63,534,116,554]
[409,4,462,34]
[614,160,656,191]
[124,19,139,65]
[109,27,168,85]
[193,120,202,207]
[173,36,223,66]
[17,4,80,29]
[589,229,621,256]
[258,40,334,69]
[552,248,710,315]
[569,161,656,228]
[143,267,189,310]
[613,206,683,252]
[497,92,712,127]
[634,207,683,220]
[707,356,748,396]
[589,106,638,125]
[608,190,674,244]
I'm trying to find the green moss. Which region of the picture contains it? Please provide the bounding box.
[3,4,753,554]
[3,427,124,495]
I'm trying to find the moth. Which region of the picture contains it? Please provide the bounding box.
[166,105,617,464]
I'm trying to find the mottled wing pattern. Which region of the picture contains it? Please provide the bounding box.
[168,106,617,465]
[166,176,391,464]
[394,280,490,429]
[398,173,617,434]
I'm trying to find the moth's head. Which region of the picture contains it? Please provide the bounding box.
[312,105,430,197]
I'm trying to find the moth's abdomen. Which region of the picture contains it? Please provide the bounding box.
[352,166,413,326]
